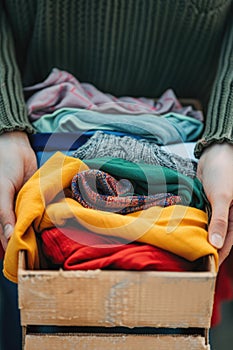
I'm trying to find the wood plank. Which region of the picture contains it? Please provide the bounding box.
[24,334,210,350]
[18,252,216,328]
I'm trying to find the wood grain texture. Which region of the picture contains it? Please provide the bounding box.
[18,252,216,328]
[24,334,210,350]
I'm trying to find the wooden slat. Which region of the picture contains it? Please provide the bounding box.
[18,252,216,328]
[24,334,210,350]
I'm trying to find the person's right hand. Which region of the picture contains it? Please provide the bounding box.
[197,142,233,265]
[0,131,37,250]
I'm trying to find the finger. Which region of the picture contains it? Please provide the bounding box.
[218,206,233,265]
[0,222,14,250]
[0,224,8,251]
[208,196,231,249]
[0,181,16,248]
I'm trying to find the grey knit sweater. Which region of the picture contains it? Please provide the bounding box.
[0,0,232,157]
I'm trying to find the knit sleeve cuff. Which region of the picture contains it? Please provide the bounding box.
[0,3,34,135]
[194,136,233,159]
[194,13,233,159]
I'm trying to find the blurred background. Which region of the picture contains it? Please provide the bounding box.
[210,301,233,349]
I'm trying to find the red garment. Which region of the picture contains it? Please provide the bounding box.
[0,242,4,260]
[41,226,204,272]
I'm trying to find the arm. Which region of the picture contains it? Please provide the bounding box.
[0,1,34,134]
[194,13,233,157]
[0,3,37,249]
[195,13,233,265]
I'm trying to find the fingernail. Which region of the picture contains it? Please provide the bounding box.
[210,233,223,249]
[4,224,13,240]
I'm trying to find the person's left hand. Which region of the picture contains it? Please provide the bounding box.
[197,142,233,266]
[0,131,37,250]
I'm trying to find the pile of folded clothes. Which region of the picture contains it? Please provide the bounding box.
[3,68,233,326]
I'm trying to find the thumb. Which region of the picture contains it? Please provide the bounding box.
[208,197,230,249]
[0,185,15,250]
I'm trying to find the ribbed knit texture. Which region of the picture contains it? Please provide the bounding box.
[0,1,34,134]
[1,0,232,155]
[194,17,233,156]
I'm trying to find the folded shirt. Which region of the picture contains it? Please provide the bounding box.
[32,108,203,144]
[41,226,204,271]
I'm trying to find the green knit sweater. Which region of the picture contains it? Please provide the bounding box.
[0,0,232,157]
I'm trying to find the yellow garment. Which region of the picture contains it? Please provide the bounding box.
[3,152,218,283]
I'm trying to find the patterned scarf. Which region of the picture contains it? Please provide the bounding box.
[71,169,181,214]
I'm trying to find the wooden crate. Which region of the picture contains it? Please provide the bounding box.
[18,251,216,349]
[24,334,211,350]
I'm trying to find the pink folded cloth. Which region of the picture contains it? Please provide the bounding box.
[24,68,203,121]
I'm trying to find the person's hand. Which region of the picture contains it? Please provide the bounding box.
[0,131,37,250]
[197,142,233,265]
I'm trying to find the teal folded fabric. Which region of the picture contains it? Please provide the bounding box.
[83,157,206,210]
[32,108,203,145]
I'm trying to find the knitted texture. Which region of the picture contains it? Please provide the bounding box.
[71,169,181,214]
[72,131,197,178]
[194,17,233,157]
[0,0,232,153]
[0,2,34,134]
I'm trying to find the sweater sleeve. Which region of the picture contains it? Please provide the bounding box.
[0,3,34,134]
[194,13,233,158]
